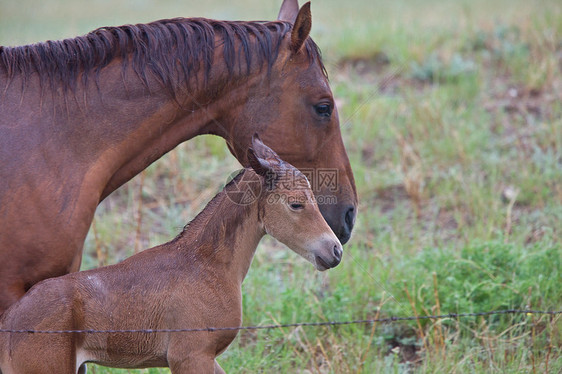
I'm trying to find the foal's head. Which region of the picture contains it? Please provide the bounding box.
[248,135,343,271]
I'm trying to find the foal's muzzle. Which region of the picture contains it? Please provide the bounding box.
[313,239,343,271]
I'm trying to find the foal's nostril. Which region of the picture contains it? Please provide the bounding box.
[333,244,342,262]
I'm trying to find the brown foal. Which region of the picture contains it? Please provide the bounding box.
[0,136,343,374]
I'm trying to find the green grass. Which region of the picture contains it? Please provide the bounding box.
[2,0,561,373]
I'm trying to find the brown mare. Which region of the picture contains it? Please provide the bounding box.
[0,0,357,315]
[0,136,343,374]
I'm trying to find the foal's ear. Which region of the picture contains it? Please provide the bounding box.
[250,133,282,162]
[247,147,278,189]
[248,134,280,187]
[247,146,273,178]
[290,2,312,54]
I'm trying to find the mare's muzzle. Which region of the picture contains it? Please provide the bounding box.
[320,203,356,245]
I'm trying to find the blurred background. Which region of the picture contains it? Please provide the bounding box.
[1,0,561,373]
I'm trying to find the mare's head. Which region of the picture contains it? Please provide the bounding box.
[248,135,342,271]
[222,0,357,244]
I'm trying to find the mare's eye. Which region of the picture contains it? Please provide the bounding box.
[290,203,304,210]
[314,103,332,118]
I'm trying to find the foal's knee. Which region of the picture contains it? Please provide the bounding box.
[214,360,225,374]
[0,284,26,316]
[169,352,218,374]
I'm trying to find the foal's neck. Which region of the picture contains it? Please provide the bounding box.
[175,170,265,284]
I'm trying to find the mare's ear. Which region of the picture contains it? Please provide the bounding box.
[277,0,300,23]
[290,2,312,54]
[278,1,312,54]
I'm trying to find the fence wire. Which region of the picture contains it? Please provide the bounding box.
[0,309,560,335]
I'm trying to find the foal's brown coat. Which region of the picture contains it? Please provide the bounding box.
[0,0,357,315]
[0,136,343,374]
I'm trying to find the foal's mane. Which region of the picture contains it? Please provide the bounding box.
[174,168,261,251]
[175,165,307,252]
[0,17,325,96]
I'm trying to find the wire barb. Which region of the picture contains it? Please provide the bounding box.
[0,309,560,335]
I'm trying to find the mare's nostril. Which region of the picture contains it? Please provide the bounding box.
[336,206,355,245]
[344,206,355,228]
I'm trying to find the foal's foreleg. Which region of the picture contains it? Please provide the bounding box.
[214,360,226,374]
[0,283,26,317]
[169,357,217,374]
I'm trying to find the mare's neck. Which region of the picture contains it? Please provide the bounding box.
[1,31,267,202]
[175,170,266,284]
[1,18,289,210]
[94,53,252,200]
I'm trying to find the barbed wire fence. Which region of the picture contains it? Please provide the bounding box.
[1,309,560,335]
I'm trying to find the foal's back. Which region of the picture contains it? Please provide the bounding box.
[0,243,239,373]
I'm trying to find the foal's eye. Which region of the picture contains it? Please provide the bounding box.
[290,203,304,210]
[314,103,332,118]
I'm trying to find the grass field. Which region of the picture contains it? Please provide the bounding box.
[1,0,561,372]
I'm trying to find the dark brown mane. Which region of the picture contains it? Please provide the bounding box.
[0,17,325,96]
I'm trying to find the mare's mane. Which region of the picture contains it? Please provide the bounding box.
[0,17,325,96]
